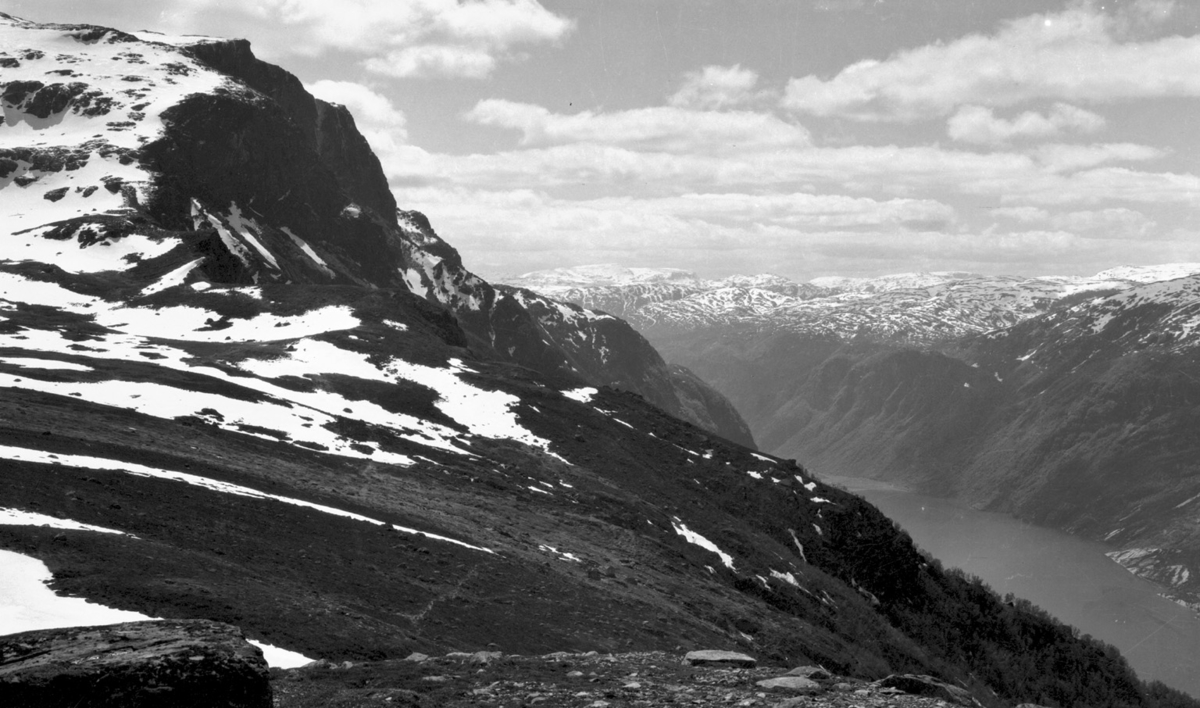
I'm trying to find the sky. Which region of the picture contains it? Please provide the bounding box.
[8,0,1200,281]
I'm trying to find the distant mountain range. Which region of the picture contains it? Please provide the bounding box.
[506,264,1200,612]
[505,263,1200,342]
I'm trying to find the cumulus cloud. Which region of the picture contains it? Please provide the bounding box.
[117,0,573,77]
[989,207,1050,223]
[399,139,1185,205]
[1051,208,1158,238]
[464,99,811,153]
[781,4,1200,120]
[668,65,769,110]
[948,103,1106,144]
[364,45,497,79]
[1030,143,1164,172]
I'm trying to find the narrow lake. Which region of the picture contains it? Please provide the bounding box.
[826,476,1200,698]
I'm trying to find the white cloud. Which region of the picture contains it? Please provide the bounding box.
[989,207,1051,223]
[1051,208,1158,237]
[135,0,573,77]
[668,65,769,110]
[781,4,1200,120]
[399,184,1191,278]
[948,103,1106,144]
[464,99,811,153]
[1030,143,1164,172]
[365,44,497,79]
[394,139,1182,204]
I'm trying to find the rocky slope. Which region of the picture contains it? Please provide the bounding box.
[0,13,1190,708]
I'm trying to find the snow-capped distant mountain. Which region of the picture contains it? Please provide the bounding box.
[512,265,1200,344]
[509,264,701,288]
[998,274,1200,360]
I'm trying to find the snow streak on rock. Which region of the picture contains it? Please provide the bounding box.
[671,518,735,570]
[0,507,129,535]
[0,445,493,554]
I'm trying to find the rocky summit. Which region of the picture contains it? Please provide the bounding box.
[0,12,1197,708]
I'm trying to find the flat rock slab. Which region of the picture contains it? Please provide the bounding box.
[785,665,832,680]
[0,619,271,708]
[684,650,757,668]
[757,676,823,693]
[878,673,979,707]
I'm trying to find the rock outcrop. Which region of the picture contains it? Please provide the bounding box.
[0,619,271,708]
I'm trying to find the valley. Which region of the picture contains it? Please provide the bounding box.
[513,265,1200,620]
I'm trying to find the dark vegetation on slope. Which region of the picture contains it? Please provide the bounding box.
[648,306,1200,609]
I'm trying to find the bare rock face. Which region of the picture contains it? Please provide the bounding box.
[0,619,271,708]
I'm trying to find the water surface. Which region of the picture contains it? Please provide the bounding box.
[827,476,1200,697]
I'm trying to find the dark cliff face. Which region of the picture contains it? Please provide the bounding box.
[153,37,752,444]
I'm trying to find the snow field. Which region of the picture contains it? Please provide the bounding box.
[0,371,416,464]
[236,341,568,460]
[0,18,226,152]
[2,153,152,237]
[1,295,571,472]
[0,270,361,344]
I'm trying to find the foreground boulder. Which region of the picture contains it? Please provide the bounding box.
[756,676,823,693]
[0,619,271,708]
[877,674,979,707]
[683,650,757,668]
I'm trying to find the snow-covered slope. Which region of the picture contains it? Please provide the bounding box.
[1004,274,1200,359]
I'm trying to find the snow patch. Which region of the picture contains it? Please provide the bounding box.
[562,387,598,403]
[538,545,581,563]
[140,257,203,296]
[0,357,92,372]
[671,518,734,570]
[770,569,800,587]
[0,508,128,535]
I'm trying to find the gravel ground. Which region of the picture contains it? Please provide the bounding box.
[272,650,975,708]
